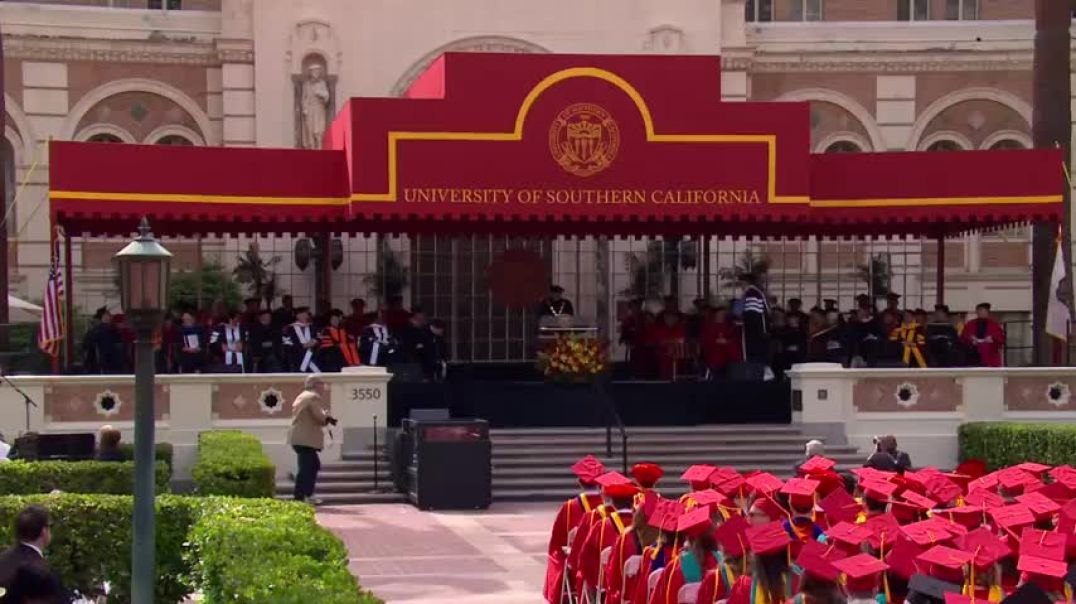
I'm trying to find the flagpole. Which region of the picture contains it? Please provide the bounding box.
[0,11,10,350]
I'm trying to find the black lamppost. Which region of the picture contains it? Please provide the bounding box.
[113,218,172,603]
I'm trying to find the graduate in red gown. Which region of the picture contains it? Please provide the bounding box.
[785,540,844,604]
[727,521,795,604]
[648,506,721,604]
[652,310,687,381]
[779,479,825,554]
[577,481,638,601]
[700,306,743,379]
[695,515,750,604]
[543,455,607,603]
[630,500,683,604]
[605,492,663,604]
[961,303,1006,367]
[567,472,627,598]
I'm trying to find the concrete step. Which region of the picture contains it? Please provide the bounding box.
[489,425,808,437]
[317,470,393,482]
[491,445,859,459]
[275,491,406,505]
[277,480,395,494]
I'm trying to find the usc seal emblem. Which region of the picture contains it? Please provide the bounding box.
[549,103,620,177]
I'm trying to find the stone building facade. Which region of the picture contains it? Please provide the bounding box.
[0,0,1070,362]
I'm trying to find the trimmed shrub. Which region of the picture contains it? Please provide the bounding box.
[959,421,1076,470]
[191,431,275,498]
[119,442,174,473]
[0,494,379,604]
[0,460,169,495]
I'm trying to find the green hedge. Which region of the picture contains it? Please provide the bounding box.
[119,442,174,474]
[0,494,380,604]
[0,460,169,495]
[191,431,275,498]
[959,422,1076,470]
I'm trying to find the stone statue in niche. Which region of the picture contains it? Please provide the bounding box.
[300,62,330,149]
[294,55,335,149]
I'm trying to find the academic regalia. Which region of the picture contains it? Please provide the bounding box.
[740,285,769,364]
[961,318,1005,368]
[807,326,845,364]
[544,491,604,604]
[652,321,687,381]
[696,563,737,604]
[209,323,248,372]
[568,505,611,584]
[631,542,676,604]
[156,322,178,373]
[271,305,295,329]
[889,321,927,368]
[358,322,399,367]
[176,324,206,374]
[282,321,321,373]
[249,321,283,373]
[701,321,743,376]
[83,321,127,374]
[926,321,962,367]
[577,508,633,597]
[847,319,884,366]
[649,550,721,604]
[344,311,370,339]
[318,326,361,372]
[774,325,807,373]
[604,530,645,604]
[538,298,575,318]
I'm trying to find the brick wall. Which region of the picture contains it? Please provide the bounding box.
[824,0,899,21]
[978,0,1032,19]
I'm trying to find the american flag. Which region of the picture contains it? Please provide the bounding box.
[38,228,65,357]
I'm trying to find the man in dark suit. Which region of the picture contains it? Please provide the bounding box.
[0,504,69,603]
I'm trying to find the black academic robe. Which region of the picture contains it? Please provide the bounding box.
[847,319,884,366]
[176,325,207,374]
[249,323,283,372]
[82,322,127,374]
[740,285,769,364]
[209,324,248,372]
[808,326,846,364]
[282,322,321,372]
[358,323,399,367]
[537,298,574,318]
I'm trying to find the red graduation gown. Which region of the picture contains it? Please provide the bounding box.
[630,544,676,604]
[605,530,644,604]
[543,493,603,603]
[961,318,1005,367]
[649,551,720,604]
[695,565,736,604]
[577,509,633,595]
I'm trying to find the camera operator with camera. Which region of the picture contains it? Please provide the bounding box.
[287,375,338,505]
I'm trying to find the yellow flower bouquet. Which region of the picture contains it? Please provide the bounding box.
[536,334,609,384]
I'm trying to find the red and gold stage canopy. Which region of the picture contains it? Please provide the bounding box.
[49,52,1064,238]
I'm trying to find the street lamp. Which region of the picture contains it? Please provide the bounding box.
[114,217,172,604]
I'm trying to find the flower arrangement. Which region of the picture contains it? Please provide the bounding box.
[536,335,609,383]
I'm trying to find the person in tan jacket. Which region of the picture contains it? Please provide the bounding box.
[287,375,337,504]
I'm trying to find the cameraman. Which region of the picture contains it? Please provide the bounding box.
[864,434,912,474]
[287,375,338,504]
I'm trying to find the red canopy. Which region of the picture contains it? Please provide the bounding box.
[49,52,1064,238]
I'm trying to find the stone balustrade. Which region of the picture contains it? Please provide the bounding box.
[0,367,391,482]
[789,363,1076,470]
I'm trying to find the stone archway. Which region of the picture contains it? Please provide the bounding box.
[390,35,551,98]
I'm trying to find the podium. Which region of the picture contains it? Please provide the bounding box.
[402,418,491,510]
[538,315,599,344]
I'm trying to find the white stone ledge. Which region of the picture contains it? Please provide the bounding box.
[0,3,221,41]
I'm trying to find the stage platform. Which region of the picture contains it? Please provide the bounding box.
[387,362,791,428]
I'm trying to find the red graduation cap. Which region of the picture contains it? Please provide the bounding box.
[902,520,955,547]
[631,462,665,489]
[714,514,750,558]
[886,536,924,580]
[715,474,748,498]
[832,553,889,593]
[826,521,873,552]
[1025,481,1072,504]
[865,512,903,552]
[1018,528,1066,562]
[960,527,1012,570]
[924,474,963,506]
[819,486,862,525]
[1015,492,1062,521]
[989,504,1036,531]
[681,464,718,488]
[1014,462,1052,476]
[1017,554,1068,591]
[800,456,837,474]
[903,490,939,510]
[796,540,841,582]
[750,496,788,522]
[939,506,987,530]
[943,472,974,494]
[965,489,1005,509]
[596,471,632,487]
[690,489,729,511]
[967,473,1000,494]
[781,477,821,510]
[571,455,607,485]
[851,467,894,483]
[891,500,930,524]
[604,481,642,500]
[709,466,741,487]
[927,515,969,538]
[916,545,973,584]
[746,472,785,497]
[862,480,899,502]
[638,491,663,518]
[677,506,715,539]
[745,520,793,555]
[658,501,686,533]
[1056,500,1076,559]
[998,469,1040,494]
[648,499,681,531]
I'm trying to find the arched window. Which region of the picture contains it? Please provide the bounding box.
[927,139,963,152]
[155,134,194,146]
[988,139,1026,150]
[87,133,123,143]
[824,140,861,153]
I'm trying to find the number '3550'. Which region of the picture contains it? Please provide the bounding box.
[350,388,382,401]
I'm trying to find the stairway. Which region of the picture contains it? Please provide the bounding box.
[275,424,863,505]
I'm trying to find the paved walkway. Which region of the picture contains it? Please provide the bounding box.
[317,502,556,604]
